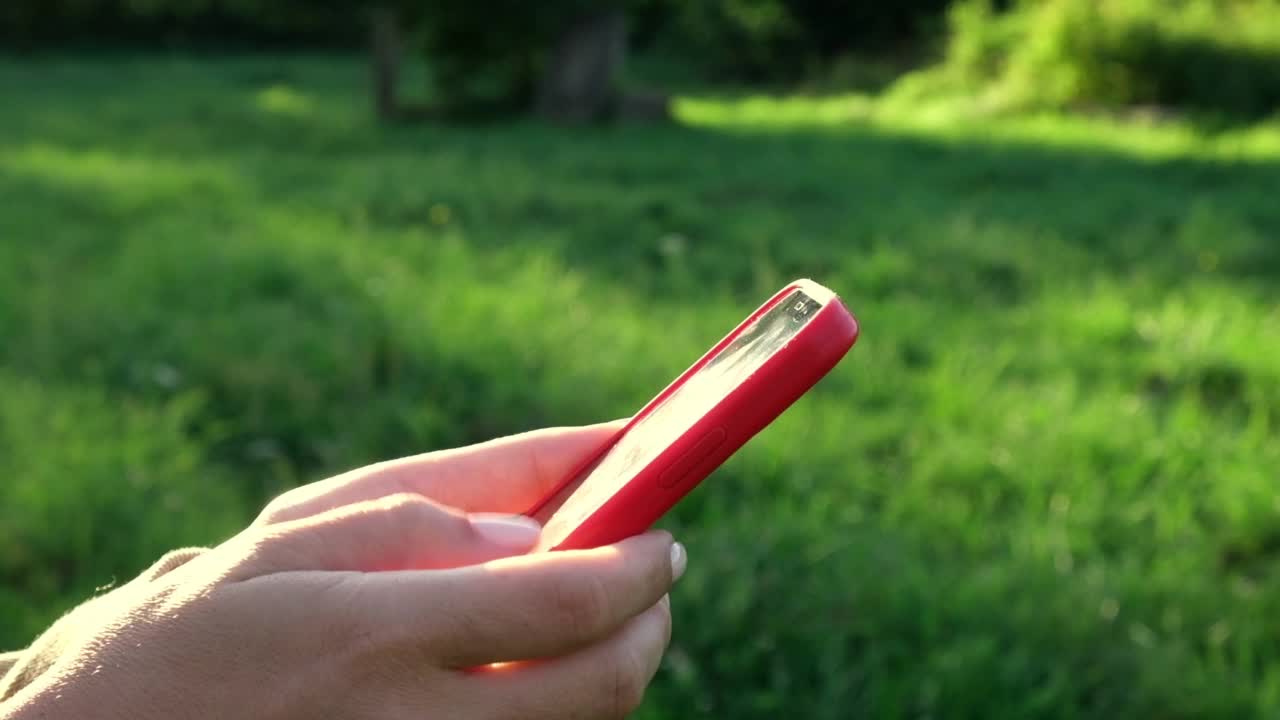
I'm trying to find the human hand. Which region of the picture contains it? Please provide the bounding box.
[252,420,628,527]
[2,423,685,720]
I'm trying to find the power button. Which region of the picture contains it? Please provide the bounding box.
[657,427,728,489]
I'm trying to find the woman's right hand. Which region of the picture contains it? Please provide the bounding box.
[2,433,685,720]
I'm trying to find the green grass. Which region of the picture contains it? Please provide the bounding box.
[2,55,1280,718]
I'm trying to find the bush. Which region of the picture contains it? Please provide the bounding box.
[0,0,361,50]
[940,0,1280,117]
[0,0,953,90]
[664,0,951,83]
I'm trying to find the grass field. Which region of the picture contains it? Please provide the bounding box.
[2,55,1280,718]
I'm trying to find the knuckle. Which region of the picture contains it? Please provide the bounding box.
[656,600,673,647]
[251,528,310,569]
[551,572,612,639]
[603,648,648,718]
[243,527,288,560]
[379,492,451,533]
[443,604,490,662]
[312,577,376,651]
[648,545,674,595]
[256,497,296,525]
[380,491,432,516]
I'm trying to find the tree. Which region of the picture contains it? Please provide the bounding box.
[369,1,668,124]
[370,6,404,122]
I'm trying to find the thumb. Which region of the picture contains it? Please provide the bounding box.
[238,493,541,576]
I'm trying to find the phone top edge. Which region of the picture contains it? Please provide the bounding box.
[787,278,837,304]
[522,277,855,526]
[547,293,859,551]
[794,279,859,342]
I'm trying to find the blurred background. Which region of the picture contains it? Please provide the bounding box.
[2,1,1280,717]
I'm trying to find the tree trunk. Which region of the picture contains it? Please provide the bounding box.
[538,9,667,124]
[370,6,401,123]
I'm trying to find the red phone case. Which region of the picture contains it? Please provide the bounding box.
[526,279,859,551]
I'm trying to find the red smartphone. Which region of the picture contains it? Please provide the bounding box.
[526,279,859,552]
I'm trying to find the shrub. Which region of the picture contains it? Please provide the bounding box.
[664,0,951,83]
[940,0,1280,117]
[0,0,360,50]
[0,0,954,90]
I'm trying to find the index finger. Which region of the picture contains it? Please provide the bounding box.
[262,420,625,523]
[357,530,681,667]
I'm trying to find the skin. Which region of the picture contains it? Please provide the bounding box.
[0,422,685,720]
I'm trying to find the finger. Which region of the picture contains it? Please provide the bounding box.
[240,493,542,576]
[261,420,626,524]
[358,530,681,666]
[466,598,672,720]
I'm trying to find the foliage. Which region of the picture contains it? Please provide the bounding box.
[4,56,1280,718]
[0,0,359,50]
[0,0,952,88]
[935,0,1280,117]
[659,0,951,82]
[409,0,605,114]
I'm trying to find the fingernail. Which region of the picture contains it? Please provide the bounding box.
[659,594,671,611]
[469,513,542,549]
[670,542,687,581]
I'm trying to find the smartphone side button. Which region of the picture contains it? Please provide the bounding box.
[658,427,727,489]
